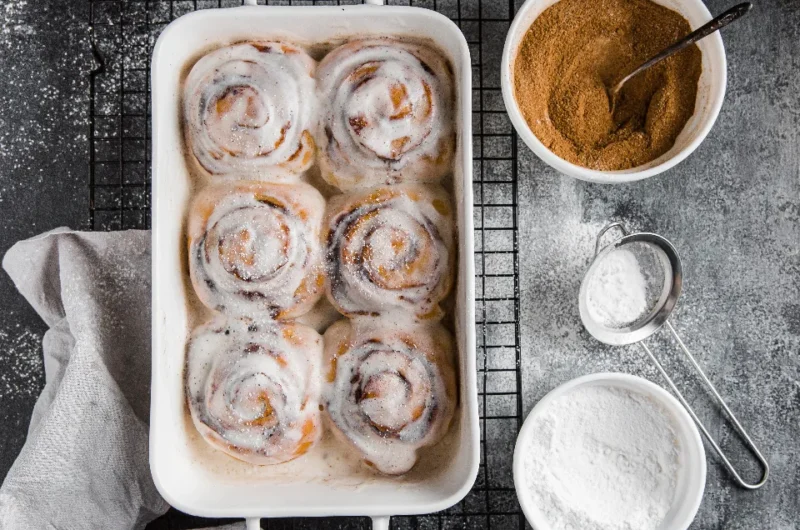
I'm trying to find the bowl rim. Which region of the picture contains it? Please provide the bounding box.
[512,372,707,530]
[500,0,728,183]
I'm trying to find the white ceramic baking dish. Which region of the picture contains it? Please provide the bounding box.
[149,3,478,530]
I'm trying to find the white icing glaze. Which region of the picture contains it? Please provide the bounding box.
[184,41,317,179]
[324,184,455,320]
[316,39,454,190]
[323,317,456,475]
[186,316,323,465]
[188,181,325,319]
[180,410,462,488]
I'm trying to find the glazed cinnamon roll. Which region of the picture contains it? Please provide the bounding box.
[324,184,455,320]
[184,41,317,180]
[323,318,457,475]
[316,39,455,190]
[186,317,322,465]
[188,181,325,320]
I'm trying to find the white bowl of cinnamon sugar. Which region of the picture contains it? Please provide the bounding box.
[502,0,727,183]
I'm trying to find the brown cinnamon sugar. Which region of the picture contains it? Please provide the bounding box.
[513,0,702,171]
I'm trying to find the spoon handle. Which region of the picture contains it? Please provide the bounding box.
[612,2,752,94]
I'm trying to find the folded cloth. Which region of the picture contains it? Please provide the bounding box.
[0,229,170,529]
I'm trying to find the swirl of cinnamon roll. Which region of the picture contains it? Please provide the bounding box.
[324,184,455,320]
[188,181,325,320]
[184,41,317,180]
[316,39,454,190]
[186,317,323,465]
[323,318,456,475]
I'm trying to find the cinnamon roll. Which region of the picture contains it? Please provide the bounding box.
[316,39,455,190]
[184,41,317,180]
[186,317,323,465]
[324,184,455,320]
[188,181,325,320]
[323,318,457,475]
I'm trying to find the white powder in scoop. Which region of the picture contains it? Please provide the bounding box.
[522,385,680,530]
[586,247,649,327]
[586,242,667,329]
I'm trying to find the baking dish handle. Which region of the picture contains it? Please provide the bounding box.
[372,516,390,529]
[240,0,385,5]
[242,0,384,4]
[243,511,395,527]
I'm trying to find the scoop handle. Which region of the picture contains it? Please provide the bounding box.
[640,322,770,489]
[594,222,630,257]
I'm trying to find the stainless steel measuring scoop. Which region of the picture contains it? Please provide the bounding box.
[578,222,769,489]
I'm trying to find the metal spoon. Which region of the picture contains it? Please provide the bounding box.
[609,2,753,112]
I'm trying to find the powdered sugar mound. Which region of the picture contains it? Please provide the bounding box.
[521,385,680,530]
[585,241,668,329]
[586,247,649,327]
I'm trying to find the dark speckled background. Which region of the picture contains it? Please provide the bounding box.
[0,0,91,490]
[0,0,798,529]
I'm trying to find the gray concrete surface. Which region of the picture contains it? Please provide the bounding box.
[518,0,800,527]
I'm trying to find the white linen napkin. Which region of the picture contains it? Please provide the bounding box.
[0,229,170,529]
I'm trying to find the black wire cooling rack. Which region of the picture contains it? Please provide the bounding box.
[88,1,524,528]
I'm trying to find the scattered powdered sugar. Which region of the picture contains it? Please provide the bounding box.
[0,0,90,209]
[0,325,44,398]
[521,384,681,530]
[1,1,33,38]
[585,241,669,329]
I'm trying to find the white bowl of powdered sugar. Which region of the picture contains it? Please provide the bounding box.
[513,373,706,530]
